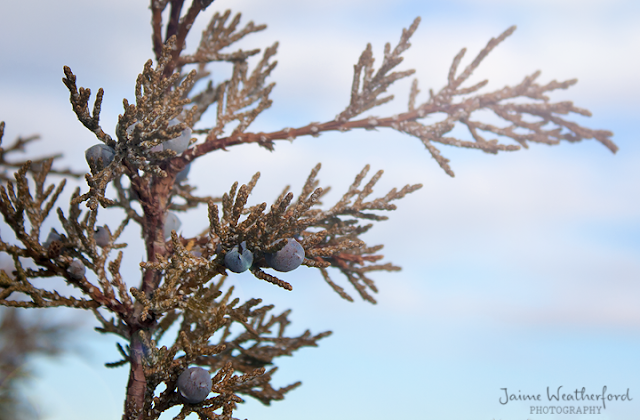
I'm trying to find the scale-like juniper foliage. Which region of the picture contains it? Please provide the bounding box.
[0,2,615,419]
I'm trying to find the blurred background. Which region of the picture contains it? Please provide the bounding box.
[0,0,638,419]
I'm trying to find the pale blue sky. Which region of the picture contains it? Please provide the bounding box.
[0,0,638,419]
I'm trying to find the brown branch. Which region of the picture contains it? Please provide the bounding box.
[175,77,615,177]
[123,333,147,420]
[165,0,185,44]
[151,0,169,60]
[163,0,203,78]
[174,23,617,177]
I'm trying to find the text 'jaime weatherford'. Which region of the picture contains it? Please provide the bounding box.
[499,386,633,412]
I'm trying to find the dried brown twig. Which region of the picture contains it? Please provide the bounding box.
[141,164,421,303]
[176,19,615,177]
